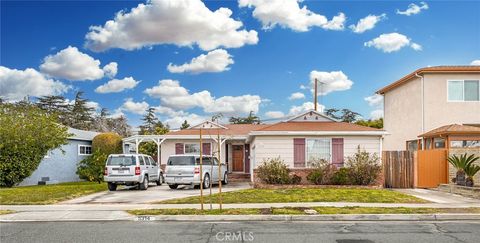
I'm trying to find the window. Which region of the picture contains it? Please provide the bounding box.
[149,157,157,166]
[451,140,480,148]
[306,138,331,164]
[138,156,145,165]
[107,156,136,166]
[425,138,432,150]
[407,140,418,151]
[144,156,150,165]
[448,80,480,101]
[434,138,445,149]
[184,143,200,154]
[196,157,212,165]
[78,145,92,155]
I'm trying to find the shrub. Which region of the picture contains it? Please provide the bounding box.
[0,103,69,187]
[76,150,107,183]
[306,159,337,185]
[92,133,123,156]
[345,147,381,185]
[331,167,350,185]
[289,174,302,184]
[448,153,479,186]
[256,157,291,184]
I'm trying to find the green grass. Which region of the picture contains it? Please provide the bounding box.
[157,188,427,204]
[0,182,106,205]
[128,207,480,216]
[0,210,15,215]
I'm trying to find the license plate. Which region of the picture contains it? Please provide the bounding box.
[117,169,124,174]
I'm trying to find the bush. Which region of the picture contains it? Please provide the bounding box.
[289,174,302,184]
[331,167,350,185]
[0,103,69,187]
[256,157,291,184]
[346,147,381,185]
[76,150,107,183]
[92,133,122,156]
[306,159,337,185]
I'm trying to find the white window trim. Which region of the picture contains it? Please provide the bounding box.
[183,142,212,155]
[78,145,92,156]
[305,138,332,165]
[447,79,480,102]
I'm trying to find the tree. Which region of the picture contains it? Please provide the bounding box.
[69,91,94,130]
[36,95,71,125]
[211,113,223,123]
[324,108,361,123]
[92,133,123,156]
[180,120,190,130]
[76,150,107,183]
[108,115,132,137]
[324,108,340,120]
[139,108,169,156]
[229,111,261,124]
[355,118,383,129]
[0,103,70,187]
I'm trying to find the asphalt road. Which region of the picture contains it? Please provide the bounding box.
[1,221,479,243]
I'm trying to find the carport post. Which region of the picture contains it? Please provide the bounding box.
[135,138,139,154]
[157,139,160,165]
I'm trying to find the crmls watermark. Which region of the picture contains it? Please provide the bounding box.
[215,231,254,242]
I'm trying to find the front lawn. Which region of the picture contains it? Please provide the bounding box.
[157,188,427,204]
[0,182,106,205]
[128,207,480,216]
[0,210,15,215]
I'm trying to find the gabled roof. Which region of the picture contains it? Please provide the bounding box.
[166,124,269,136]
[68,127,99,141]
[255,121,383,132]
[418,124,480,138]
[286,109,339,122]
[377,66,480,94]
[190,120,228,129]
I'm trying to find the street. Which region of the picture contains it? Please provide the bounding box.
[1,221,479,243]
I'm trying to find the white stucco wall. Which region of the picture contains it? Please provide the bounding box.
[160,139,227,166]
[383,73,480,150]
[251,135,382,168]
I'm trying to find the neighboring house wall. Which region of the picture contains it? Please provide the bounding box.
[251,136,382,168]
[383,73,480,150]
[20,139,92,186]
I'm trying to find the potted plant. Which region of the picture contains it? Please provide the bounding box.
[464,162,480,187]
[447,153,479,186]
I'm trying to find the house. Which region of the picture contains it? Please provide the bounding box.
[20,127,99,186]
[122,110,386,181]
[377,66,480,151]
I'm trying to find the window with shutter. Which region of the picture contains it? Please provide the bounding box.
[202,143,211,155]
[293,138,306,167]
[175,143,184,154]
[332,138,344,167]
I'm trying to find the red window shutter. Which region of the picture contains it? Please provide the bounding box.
[202,143,211,155]
[293,138,306,167]
[332,138,344,167]
[175,143,184,154]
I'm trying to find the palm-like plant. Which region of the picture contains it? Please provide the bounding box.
[447,153,479,186]
[464,163,480,187]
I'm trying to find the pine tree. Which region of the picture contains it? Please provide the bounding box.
[69,91,94,130]
[36,95,71,124]
[180,120,190,130]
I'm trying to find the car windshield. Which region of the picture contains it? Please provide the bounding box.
[167,156,195,166]
[107,156,136,166]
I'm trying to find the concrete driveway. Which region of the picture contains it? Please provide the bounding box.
[393,188,480,204]
[60,183,250,204]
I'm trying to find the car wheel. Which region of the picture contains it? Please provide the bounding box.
[108,182,117,191]
[139,175,149,190]
[203,174,210,189]
[222,172,228,185]
[156,173,163,186]
[168,184,178,189]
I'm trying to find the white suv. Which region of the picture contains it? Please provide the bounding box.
[104,154,164,191]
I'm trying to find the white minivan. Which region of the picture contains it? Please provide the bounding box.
[165,155,228,189]
[104,154,164,191]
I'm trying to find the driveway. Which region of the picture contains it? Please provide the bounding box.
[393,188,480,204]
[60,183,251,204]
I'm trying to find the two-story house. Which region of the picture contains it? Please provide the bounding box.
[377,66,480,151]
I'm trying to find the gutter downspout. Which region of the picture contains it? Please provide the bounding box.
[415,72,425,150]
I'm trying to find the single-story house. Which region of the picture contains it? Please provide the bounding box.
[123,110,387,181]
[20,127,99,186]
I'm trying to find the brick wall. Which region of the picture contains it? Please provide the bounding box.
[449,148,480,185]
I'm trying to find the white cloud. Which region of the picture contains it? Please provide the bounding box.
[364,33,421,53]
[370,109,384,119]
[0,66,69,101]
[103,62,118,78]
[39,46,106,81]
[164,113,206,129]
[265,111,285,119]
[85,0,258,52]
[289,102,325,115]
[119,98,149,115]
[349,14,386,33]
[470,60,480,65]
[289,92,305,100]
[95,77,140,93]
[239,0,345,32]
[144,79,262,115]
[364,94,383,107]
[397,2,429,16]
[309,70,353,95]
[167,49,234,74]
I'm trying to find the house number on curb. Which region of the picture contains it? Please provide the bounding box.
[136,216,155,221]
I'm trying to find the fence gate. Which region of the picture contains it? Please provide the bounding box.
[417,149,448,188]
[383,151,414,188]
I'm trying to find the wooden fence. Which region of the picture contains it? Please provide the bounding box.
[382,151,415,188]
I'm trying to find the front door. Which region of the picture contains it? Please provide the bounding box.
[232,145,244,172]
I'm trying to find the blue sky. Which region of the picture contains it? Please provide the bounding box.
[1,0,479,128]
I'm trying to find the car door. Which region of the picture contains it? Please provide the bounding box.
[212,157,220,182]
[143,156,154,180]
[148,156,158,180]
